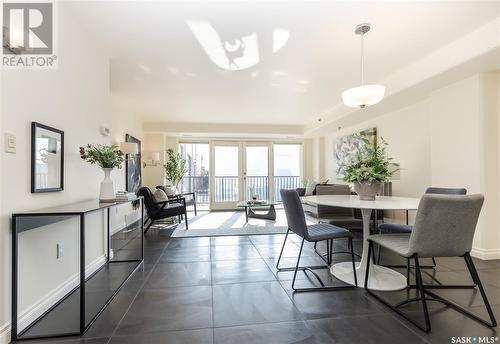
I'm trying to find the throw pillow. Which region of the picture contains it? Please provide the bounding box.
[153,189,169,207]
[305,180,317,196]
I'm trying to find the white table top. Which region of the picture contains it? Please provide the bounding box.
[302,195,420,210]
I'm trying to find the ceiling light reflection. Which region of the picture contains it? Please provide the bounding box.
[187,20,289,71]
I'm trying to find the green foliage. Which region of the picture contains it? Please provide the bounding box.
[164,149,187,187]
[341,138,398,184]
[79,144,124,169]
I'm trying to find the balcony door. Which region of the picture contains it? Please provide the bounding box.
[210,142,272,210]
[211,143,242,210]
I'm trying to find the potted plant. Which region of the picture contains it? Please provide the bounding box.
[163,148,187,193]
[342,138,398,201]
[80,144,124,202]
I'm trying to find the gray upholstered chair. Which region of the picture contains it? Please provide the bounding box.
[278,189,357,291]
[377,187,467,278]
[365,194,496,332]
[312,184,363,262]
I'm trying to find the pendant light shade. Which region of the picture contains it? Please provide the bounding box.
[342,23,385,108]
[342,84,385,108]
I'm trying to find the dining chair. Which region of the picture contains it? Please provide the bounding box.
[365,193,496,332]
[312,184,363,262]
[377,187,467,284]
[277,189,357,291]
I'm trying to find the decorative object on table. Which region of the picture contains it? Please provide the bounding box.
[31,122,64,193]
[143,151,161,168]
[335,127,377,178]
[248,186,259,200]
[342,138,398,201]
[79,144,124,202]
[115,191,136,201]
[163,148,187,193]
[124,134,142,193]
[342,23,385,108]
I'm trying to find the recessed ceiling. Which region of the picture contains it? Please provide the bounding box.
[67,1,499,125]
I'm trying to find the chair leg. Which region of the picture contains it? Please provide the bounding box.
[329,239,333,266]
[365,244,432,333]
[276,228,290,270]
[414,257,431,332]
[184,210,189,229]
[349,237,358,286]
[463,253,497,327]
[406,258,411,287]
[364,241,372,288]
[291,238,305,291]
[326,240,330,266]
[144,219,154,233]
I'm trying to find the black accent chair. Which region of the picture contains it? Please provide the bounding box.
[277,189,357,292]
[137,187,188,233]
[156,185,197,216]
[377,187,467,284]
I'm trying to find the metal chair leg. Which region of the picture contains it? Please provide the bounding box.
[276,228,290,270]
[414,257,431,332]
[278,235,356,292]
[365,243,431,333]
[461,253,497,327]
[349,237,358,286]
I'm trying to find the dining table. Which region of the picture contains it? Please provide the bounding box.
[302,195,420,291]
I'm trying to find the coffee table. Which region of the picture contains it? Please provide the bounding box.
[237,200,277,223]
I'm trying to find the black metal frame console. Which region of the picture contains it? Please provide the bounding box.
[11,197,144,342]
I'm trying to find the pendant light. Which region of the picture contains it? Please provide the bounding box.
[342,23,385,108]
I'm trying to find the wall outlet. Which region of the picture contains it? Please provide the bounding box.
[56,243,64,259]
[4,133,16,153]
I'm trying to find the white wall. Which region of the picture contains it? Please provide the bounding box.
[0,3,141,341]
[312,72,500,258]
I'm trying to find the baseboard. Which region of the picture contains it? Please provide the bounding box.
[471,247,500,260]
[0,255,106,344]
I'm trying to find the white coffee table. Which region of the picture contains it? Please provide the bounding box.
[302,195,420,291]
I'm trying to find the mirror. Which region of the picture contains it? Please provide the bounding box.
[31,122,64,193]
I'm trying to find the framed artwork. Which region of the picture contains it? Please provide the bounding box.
[334,127,377,178]
[125,134,141,192]
[31,122,64,193]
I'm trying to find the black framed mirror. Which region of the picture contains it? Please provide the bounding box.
[31,122,64,193]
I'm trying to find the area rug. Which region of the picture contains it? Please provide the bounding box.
[170,209,315,238]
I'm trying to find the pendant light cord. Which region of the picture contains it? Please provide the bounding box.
[360,32,364,86]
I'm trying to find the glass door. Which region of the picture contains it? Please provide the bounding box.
[273,144,302,202]
[178,142,210,211]
[244,144,271,201]
[211,143,241,209]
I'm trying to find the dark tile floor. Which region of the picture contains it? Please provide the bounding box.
[23,228,500,344]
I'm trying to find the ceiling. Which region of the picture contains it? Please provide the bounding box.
[68,1,499,126]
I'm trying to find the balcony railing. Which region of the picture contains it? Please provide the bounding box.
[179,175,301,204]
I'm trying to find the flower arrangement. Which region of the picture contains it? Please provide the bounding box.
[79,144,124,169]
[342,138,397,184]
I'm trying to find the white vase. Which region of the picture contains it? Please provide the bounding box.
[353,181,381,201]
[99,168,115,202]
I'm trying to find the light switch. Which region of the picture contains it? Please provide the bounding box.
[5,133,16,153]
